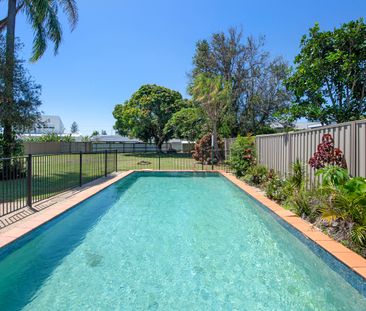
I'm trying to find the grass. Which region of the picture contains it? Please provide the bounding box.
[118,152,226,171]
[0,152,228,215]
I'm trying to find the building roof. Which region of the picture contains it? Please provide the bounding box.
[29,115,65,134]
[90,135,141,143]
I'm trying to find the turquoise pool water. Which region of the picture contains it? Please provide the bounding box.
[0,172,365,310]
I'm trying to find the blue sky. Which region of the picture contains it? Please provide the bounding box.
[6,0,366,135]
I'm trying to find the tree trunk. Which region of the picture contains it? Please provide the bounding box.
[3,0,17,158]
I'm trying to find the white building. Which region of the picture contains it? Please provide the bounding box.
[28,115,65,134]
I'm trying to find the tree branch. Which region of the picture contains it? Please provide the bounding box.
[0,3,25,32]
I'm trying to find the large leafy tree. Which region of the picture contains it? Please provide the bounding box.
[191,28,290,135]
[0,0,78,157]
[191,74,231,152]
[286,19,366,124]
[113,84,185,149]
[164,105,206,142]
[0,36,42,156]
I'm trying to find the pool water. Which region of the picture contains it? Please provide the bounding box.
[0,172,365,310]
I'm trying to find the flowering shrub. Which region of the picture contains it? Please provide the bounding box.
[192,134,224,164]
[229,135,256,177]
[309,134,347,169]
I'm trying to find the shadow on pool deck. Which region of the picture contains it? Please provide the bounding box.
[0,173,119,229]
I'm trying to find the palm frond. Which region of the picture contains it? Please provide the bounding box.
[351,225,366,246]
[57,0,78,30]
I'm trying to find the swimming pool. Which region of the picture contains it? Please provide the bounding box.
[0,172,365,310]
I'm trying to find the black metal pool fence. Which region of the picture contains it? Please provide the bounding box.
[0,148,230,217]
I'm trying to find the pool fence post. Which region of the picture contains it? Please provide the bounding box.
[211,134,214,170]
[115,149,118,172]
[158,151,161,170]
[104,150,108,177]
[79,151,83,187]
[26,154,32,208]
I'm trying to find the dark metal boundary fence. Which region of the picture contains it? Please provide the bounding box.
[0,148,231,218]
[0,150,117,217]
[116,148,231,172]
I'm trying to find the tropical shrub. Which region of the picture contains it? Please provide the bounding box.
[229,135,256,177]
[243,165,268,186]
[286,189,322,222]
[265,176,288,202]
[316,165,349,187]
[288,160,306,190]
[23,133,75,142]
[309,134,347,169]
[192,134,224,164]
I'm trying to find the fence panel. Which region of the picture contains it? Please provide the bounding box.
[0,151,118,217]
[1,148,230,219]
[23,142,92,154]
[0,157,28,216]
[256,120,366,183]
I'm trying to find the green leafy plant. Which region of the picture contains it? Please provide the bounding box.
[229,135,256,177]
[288,159,306,190]
[265,176,288,202]
[243,165,268,186]
[316,165,349,187]
[23,133,75,143]
[286,189,322,222]
[320,177,366,246]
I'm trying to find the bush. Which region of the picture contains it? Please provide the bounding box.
[286,189,322,222]
[243,165,268,186]
[265,176,288,202]
[229,135,256,177]
[192,134,224,164]
[309,133,347,169]
[288,160,306,190]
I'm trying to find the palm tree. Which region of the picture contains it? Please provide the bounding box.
[0,0,78,157]
[191,73,231,154]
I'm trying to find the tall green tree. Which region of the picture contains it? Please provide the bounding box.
[191,74,231,152]
[191,28,290,135]
[286,19,366,124]
[113,84,185,149]
[0,0,78,157]
[0,36,42,156]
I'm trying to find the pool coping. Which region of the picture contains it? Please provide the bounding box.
[0,169,365,282]
[219,171,366,281]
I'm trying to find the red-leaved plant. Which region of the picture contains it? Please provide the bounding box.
[309,134,347,169]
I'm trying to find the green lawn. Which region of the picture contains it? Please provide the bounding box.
[0,152,228,216]
[118,152,227,171]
